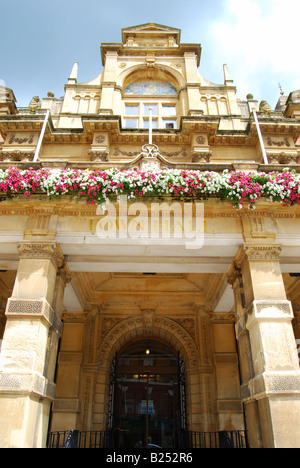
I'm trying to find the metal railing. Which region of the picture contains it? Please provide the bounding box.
[47,429,249,449]
[47,430,110,448]
[180,430,249,448]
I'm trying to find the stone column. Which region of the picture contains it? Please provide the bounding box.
[0,241,66,448]
[231,242,300,448]
[228,261,262,448]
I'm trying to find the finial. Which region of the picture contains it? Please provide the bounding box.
[223,64,234,85]
[68,62,78,84]
[279,83,284,96]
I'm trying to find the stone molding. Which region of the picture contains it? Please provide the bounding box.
[234,243,282,269]
[246,299,294,329]
[0,369,56,400]
[241,371,300,402]
[96,313,200,370]
[0,150,35,162]
[17,241,64,269]
[6,297,63,336]
[88,149,109,162]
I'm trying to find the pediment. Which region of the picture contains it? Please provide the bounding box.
[122,23,181,44]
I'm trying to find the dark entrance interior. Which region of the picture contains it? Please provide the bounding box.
[111,339,185,448]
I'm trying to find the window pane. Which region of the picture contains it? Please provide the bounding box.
[125,118,138,128]
[143,118,158,129]
[144,104,158,115]
[163,119,177,129]
[125,105,139,115]
[162,105,176,116]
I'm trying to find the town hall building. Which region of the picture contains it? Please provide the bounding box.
[0,23,300,448]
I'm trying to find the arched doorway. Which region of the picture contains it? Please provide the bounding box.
[108,339,186,448]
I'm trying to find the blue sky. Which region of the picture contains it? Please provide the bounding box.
[0,0,299,108]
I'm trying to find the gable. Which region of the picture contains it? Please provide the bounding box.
[121,22,181,45]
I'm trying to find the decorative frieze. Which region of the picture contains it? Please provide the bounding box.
[0,369,56,400]
[234,243,282,269]
[88,149,109,162]
[1,150,35,162]
[191,151,211,163]
[247,299,294,323]
[17,241,64,269]
[7,133,36,145]
[243,372,300,402]
[6,297,62,336]
[266,136,291,147]
[267,152,299,165]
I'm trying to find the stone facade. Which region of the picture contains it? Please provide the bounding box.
[0,23,300,448]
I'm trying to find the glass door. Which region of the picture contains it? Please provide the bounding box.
[112,340,183,448]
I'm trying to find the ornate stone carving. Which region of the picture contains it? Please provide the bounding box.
[267,152,298,165]
[6,297,62,335]
[96,313,199,370]
[191,151,211,163]
[57,260,72,286]
[17,241,64,269]
[234,243,282,269]
[8,134,35,145]
[248,299,293,320]
[94,135,106,143]
[259,100,272,113]
[266,137,291,147]
[28,96,41,111]
[141,308,155,329]
[88,149,109,162]
[1,150,34,162]
[139,144,162,171]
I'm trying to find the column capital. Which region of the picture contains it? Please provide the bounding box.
[227,261,241,286]
[234,243,282,269]
[57,260,72,285]
[17,241,64,270]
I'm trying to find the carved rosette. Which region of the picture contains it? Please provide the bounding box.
[17,241,65,269]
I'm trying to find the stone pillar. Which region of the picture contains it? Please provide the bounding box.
[50,310,85,432]
[231,242,300,448]
[228,261,262,448]
[0,241,66,448]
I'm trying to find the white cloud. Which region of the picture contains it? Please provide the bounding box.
[210,0,300,104]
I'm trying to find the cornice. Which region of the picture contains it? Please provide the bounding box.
[0,196,300,218]
[1,111,299,147]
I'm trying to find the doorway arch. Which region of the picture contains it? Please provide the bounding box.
[109,339,186,448]
[93,314,206,436]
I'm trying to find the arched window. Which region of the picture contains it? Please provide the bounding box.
[124,79,177,96]
[123,78,178,130]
